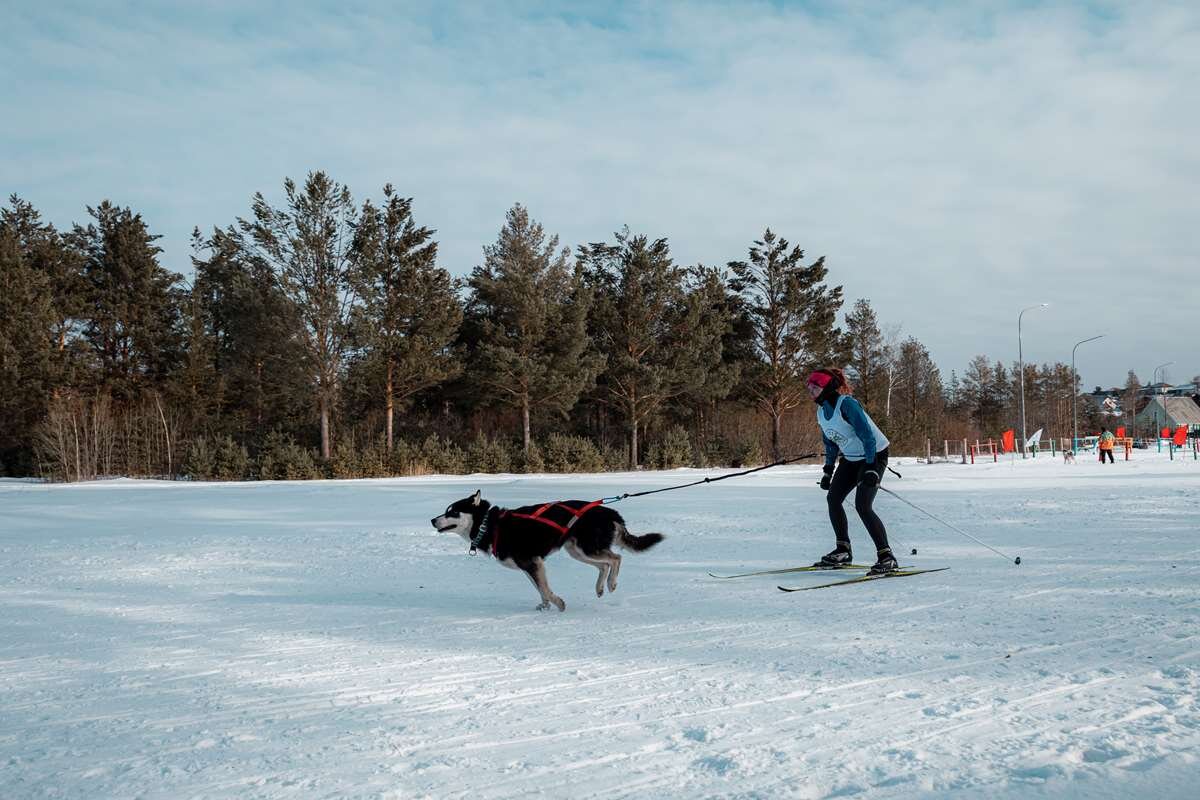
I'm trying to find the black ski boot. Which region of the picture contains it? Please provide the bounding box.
[814,543,854,568]
[868,549,899,576]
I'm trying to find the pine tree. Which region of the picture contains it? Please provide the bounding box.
[1,195,86,366]
[69,201,183,398]
[670,265,738,439]
[354,186,463,452]
[890,337,943,450]
[464,205,602,454]
[844,299,887,417]
[0,210,59,473]
[191,226,311,442]
[992,361,1013,435]
[239,172,359,459]
[728,229,845,460]
[962,356,1000,436]
[1121,370,1142,437]
[579,230,716,467]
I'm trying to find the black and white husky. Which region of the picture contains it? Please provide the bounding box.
[431,490,664,612]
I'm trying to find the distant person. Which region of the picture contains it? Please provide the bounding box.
[1098,427,1116,463]
[807,368,897,576]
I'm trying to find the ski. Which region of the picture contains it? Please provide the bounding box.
[708,564,872,579]
[778,567,949,591]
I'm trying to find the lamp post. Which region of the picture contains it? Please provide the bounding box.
[1071,335,1104,454]
[1018,303,1050,458]
[1153,361,1174,441]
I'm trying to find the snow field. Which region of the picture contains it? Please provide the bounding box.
[1,452,1198,798]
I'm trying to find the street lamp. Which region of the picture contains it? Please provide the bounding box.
[1018,303,1050,458]
[1153,361,1174,441]
[1071,335,1104,454]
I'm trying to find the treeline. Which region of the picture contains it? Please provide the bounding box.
[0,174,1104,480]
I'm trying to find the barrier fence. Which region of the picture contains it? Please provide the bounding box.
[923,434,1198,463]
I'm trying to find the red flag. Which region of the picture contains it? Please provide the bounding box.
[1116,426,1126,438]
[1001,429,1015,453]
[1173,427,1188,446]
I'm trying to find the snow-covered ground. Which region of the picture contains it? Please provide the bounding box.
[2,451,1199,799]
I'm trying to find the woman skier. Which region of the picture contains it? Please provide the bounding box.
[807,367,898,575]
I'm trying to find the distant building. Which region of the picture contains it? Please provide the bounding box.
[1084,382,1200,418]
[1134,396,1200,436]
[1142,382,1200,397]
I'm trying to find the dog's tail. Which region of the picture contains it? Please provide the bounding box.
[616,524,665,552]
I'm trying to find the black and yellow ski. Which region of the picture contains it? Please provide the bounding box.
[778,567,949,591]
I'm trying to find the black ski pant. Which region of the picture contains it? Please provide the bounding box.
[827,448,891,554]
[1099,448,1114,463]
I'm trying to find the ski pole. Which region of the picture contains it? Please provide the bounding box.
[880,486,1021,565]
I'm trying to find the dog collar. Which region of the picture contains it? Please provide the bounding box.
[469,507,501,555]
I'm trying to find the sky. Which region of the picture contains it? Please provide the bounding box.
[2,0,1197,389]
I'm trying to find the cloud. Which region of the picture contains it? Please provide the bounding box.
[2,0,1198,386]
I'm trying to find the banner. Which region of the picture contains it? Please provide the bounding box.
[1116,426,1126,438]
[1001,429,1015,453]
[1025,428,1043,449]
[1173,427,1188,446]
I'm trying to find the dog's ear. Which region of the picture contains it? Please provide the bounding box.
[471,490,481,506]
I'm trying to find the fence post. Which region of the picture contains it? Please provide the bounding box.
[944,439,950,461]
[926,439,932,463]
[962,438,968,465]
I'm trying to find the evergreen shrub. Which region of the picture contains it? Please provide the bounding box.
[415,434,465,475]
[517,441,545,473]
[464,432,516,474]
[212,436,251,480]
[540,433,604,473]
[602,444,628,472]
[700,436,730,467]
[357,442,390,478]
[330,442,362,479]
[183,437,216,480]
[257,432,321,480]
[646,425,695,469]
[728,437,763,467]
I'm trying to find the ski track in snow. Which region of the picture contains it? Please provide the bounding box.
[1,455,1199,799]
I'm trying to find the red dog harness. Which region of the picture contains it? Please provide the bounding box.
[490,500,605,558]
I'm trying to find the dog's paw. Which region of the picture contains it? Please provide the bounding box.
[595,584,605,598]
[536,601,550,611]
[553,596,566,612]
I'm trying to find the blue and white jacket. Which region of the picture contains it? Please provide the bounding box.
[818,395,890,468]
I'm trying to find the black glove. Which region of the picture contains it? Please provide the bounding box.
[859,469,880,488]
[818,466,833,490]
